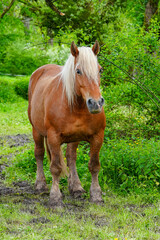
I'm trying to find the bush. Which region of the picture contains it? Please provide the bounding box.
[99,18,160,139]
[102,82,160,139]
[75,139,160,195]
[0,42,49,75]
[99,138,160,194]
[0,79,17,103]
[14,78,29,100]
[0,76,30,103]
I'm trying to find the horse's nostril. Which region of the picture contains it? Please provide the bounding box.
[87,98,93,106]
[101,97,104,105]
[99,97,104,106]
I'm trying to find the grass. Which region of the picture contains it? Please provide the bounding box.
[0,102,31,135]
[0,76,31,135]
[0,193,160,240]
[0,75,160,239]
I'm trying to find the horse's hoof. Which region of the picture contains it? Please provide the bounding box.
[69,186,86,198]
[72,189,86,199]
[90,189,104,204]
[90,197,104,205]
[49,199,64,209]
[35,182,49,194]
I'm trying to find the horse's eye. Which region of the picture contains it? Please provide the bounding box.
[99,68,103,74]
[76,69,82,75]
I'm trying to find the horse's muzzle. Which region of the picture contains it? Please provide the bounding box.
[86,97,104,114]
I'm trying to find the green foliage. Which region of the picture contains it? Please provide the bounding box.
[75,139,160,195]
[0,41,49,75]
[0,12,50,75]
[100,138,160,194]
[102,82,160,139]
[14,78,29,100]
[46,44,70,65]
[0,80,18,103]
[0,76,29,102]
[99,17,160,139]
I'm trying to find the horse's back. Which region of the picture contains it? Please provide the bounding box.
[28,64,61,98]
[28,64,61,132]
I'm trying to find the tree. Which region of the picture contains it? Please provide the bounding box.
[0,0,16,19]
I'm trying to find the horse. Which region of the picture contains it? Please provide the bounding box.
[28,41,106,206]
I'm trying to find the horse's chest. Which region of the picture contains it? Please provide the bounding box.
[60,117,98,142]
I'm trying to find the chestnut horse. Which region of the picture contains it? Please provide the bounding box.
[28,41,106,206]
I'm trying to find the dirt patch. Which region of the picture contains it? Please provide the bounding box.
[0,134,31,148]
[0,163,9,174]
[13,180,35,194]
[29,217,50,224]
[0,180,34,196]
[0,186,15,195]
[0,134,31,165]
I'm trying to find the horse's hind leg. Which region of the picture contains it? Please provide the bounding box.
[66,142,85,198]
[33,127,48,192]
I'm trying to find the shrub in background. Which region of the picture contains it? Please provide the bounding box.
[99,138,160,194]
[14,78,29,100]
[1,42,49,75]
[0,76,30,103]
[0,80,18,103]
[99,17,160,139]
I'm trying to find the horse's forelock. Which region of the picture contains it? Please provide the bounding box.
[60,47,99,106]
[77,47,99,82]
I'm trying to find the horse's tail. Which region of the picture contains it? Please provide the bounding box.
[45,138,68,177]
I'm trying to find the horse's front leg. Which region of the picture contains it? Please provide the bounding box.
[66,142,85,198]
[89,131,104,203]
[47,131,63,207]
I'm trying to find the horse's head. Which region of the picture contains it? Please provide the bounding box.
[71,41,104,114]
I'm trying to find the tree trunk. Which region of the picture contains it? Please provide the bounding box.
[144,0,159,30]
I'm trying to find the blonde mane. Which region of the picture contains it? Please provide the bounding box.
[60,47,99,106]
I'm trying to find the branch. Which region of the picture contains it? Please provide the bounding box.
[45,0,65,16]
[18,0,42,14]
[1,0,16,19]
[99,55,160,109]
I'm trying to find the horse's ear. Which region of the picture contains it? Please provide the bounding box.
[71,41,79,57]
[92,40,100,55]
